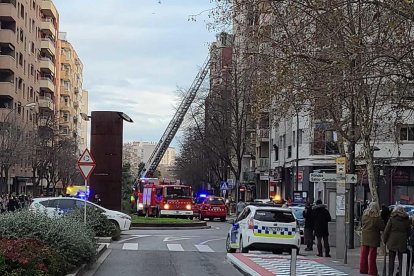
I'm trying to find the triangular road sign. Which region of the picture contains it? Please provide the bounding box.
[78,148,95,164]
[78,163,96,179]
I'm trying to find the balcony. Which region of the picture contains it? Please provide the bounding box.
[0,1,17,21]
[38,96,54,111]
[40,0,58,20]
[39,57,55,73]
[41,38,56,56]
[257,157,269,171]
[60,85,70,95]
[39,77,55,92]
[0,54,15,71]
[0,81,14,94]
[310,141,340,155]
[0,29,15,44]
[257,128,269,142]
[40,18,56,36]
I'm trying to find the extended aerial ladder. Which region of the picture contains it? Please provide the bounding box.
[140,56,210,178]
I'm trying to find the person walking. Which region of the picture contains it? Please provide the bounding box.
[236,199,246,217]
[303,202,314,251]
[359,202,385,275]
[312,199,332,257]
[383,205,411,276]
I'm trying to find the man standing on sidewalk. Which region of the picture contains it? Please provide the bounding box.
[312,199,332,257]
[303,202,314,251]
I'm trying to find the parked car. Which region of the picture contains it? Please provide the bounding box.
[198,196,226,222]
[226,205,301,254]
[29,197,131,231]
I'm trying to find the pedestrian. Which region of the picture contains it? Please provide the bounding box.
[7,194,19,212]
[303,202,314,251]
[236,199,246,217]
[381,204,391,225]
[312,199,332,257]
[359,202,385,275]
[93,194,102,206]
[383,205,411,276]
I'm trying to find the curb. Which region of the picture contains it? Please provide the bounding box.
[226,254,262,276]
[131,225,211,230]
[65,243,108,276]
[131,221,207,228]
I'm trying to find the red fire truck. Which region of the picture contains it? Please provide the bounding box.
[135,179,193,218]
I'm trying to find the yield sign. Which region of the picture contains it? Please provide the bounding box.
[77,149,96,180]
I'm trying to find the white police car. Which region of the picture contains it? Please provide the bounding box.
[29,197,131,231]
[226,205,301,254]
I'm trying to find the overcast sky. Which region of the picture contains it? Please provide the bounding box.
[53,0,216,147]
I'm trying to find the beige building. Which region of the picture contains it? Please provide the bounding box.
[0,0,60,193]
[123,141,176,178]
[57,32,87,150]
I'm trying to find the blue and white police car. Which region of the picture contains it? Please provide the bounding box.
[226,205,301,254]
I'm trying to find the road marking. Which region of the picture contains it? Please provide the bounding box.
[163,237,192,242]
[122,243,139,250]
[117,235,151,243]
[195,244,214,252]
[167,244,184,251]
[199,237,226,245]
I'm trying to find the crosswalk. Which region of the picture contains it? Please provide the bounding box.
[108,242,218,253]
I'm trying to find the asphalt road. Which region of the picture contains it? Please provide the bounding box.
[92,221,242,276]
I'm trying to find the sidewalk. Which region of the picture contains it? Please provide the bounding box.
[227,246,388,276]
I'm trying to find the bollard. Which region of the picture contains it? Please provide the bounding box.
[290,248,297,276]
[403,252,408,276]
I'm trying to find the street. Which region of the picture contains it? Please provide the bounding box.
[92,221,242,276]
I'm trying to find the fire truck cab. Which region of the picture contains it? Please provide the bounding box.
[142,183,193,218]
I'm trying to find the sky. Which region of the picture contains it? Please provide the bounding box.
[53,0,217,148]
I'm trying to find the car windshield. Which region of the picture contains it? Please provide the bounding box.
[291,208,304,220]
[254,209,296,223]
[205,198,224,205]
[165,186,191,198]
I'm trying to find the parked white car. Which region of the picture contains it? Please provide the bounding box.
[226,205,301,254]
[29,197,131,231]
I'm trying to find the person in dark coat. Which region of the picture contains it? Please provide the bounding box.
[312,199,332,257]
[7,194,19,211]
[359,202,385,275]
[303,202,314,251]
[383,205,411,276]
[381,204,391,225]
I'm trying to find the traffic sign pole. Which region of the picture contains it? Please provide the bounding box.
[77,149,96,225]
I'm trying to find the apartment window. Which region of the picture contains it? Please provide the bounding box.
[17,103,21,114]
[298,130,303,145]
[19,53,23,66]
[63,112,69,122]
[29,87,33,98]
[21,5,25,19]
[287,146,292,159]
[400,125,414,141]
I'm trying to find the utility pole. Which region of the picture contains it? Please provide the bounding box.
[348,99,356,249]
[295,112,300,191]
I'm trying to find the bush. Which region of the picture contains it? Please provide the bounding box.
[68,207,119,239]
[0,210,97,269]
[0,238,68,276]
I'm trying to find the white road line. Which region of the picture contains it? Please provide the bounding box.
[122,243,139,250]
[195,244,214,253]
[163,237,192,242]
[117,235,151,243]
[199,237,226,245]
[167,244,184,251]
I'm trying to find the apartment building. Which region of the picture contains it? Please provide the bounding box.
[57,32,86,149]
[0,0,60,193]
[123,141,176,178]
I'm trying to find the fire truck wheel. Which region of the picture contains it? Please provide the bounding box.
[220,217,226,222]
[209,217,214,221]
[199,214,204,221]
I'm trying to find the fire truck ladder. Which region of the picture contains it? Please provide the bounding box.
[141,56,210,178]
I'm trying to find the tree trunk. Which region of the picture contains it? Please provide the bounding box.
[363,137,379,204]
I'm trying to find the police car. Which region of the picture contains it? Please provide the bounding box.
[226,205,301,254]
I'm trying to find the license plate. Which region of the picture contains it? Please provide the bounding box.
[269,227,283,232]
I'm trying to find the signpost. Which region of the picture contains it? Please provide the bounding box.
[77,149,96,224]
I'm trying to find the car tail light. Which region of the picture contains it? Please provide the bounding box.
[248,218,254,230]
